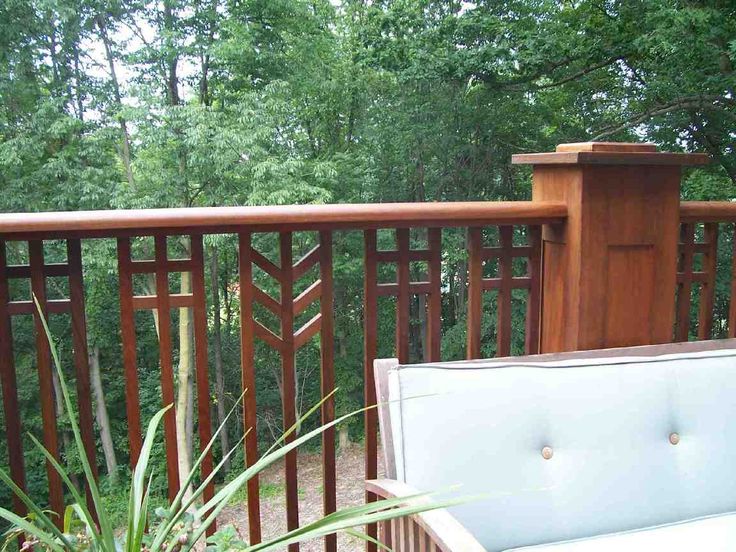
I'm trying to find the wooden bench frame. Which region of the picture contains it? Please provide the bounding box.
[368,339,736,552]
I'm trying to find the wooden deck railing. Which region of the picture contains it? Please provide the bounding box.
[2,143,736,551]
[0,201,564,551]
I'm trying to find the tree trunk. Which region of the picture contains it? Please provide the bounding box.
[177,270,195,498]
[89,345,118,482]
[96,16,135,187]
[210,245,230,470]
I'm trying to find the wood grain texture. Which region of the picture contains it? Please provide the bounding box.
[496,226,513,357]
[525,226,542,354]
[29,240,64,524]
[363,229,378,552]
[238,232,262,545]
[366,479,486,552]
[426,228,442,362]
[279,232,300,552]
[67,239,99,521]
[153,235,180,502]
[466,228,483,359]
[534,164,680,352]
[318,231,336,552]
[0,202,567,239]
[697,224,718,340]
[190,235,215,534]
[396,229,410,363]
[675,223,695,342]
[117,238,143,466]
[0,241,26,517]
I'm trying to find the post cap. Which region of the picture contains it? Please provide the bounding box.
[512,141,709,166]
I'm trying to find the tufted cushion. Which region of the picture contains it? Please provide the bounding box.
[386,349,736,551]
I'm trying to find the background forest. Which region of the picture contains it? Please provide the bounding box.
[1,0,736,518]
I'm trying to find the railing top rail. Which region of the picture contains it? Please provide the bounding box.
[0,201,568,240]
[680,201,736,222]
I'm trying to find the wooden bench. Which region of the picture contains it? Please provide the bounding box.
[369,340,736,551]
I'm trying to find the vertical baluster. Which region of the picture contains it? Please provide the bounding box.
[396,229,410,363]
[190,235,215,532]
[116,238,143,466]
[466,228,483,359]
[697,223,718,340]
[497,226,513,357]
[280,232,299,552]
[380,518,392,549]
[67,239,99,520]
[29,240,64,524]
[319,231,337,552]
[154,235,180,502]
[0,241,26,517]
[363,229,378,552]
[675,223,695,342]
[525,226,542,354]
[426,228,442,362]
[238,232,262,544]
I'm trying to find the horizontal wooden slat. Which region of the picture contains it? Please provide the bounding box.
[293,245,320,280]
[253,321,283,352]
[128,259,194,273]
[481,246,532,260]
[6,263,69,278]
[376,282,431,296]
[375,249,431,263]
[7,299,71,315]
[483,277,532,290]
[253,286,281,315]
[293,280,321,315]
[513,151,708,166]
[251,249,283,282]
[294,313,322,349]
[680,201,736,222]
[676,272,710,283]
[132,293,194,310]
[0,201,568,239]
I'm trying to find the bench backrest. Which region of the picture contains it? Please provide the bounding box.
[375,340,736,551]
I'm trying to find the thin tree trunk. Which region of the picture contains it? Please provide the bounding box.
[96,16,135,187]
[89,345,118,482]
[177,270,194,499]
[210,245,230,470]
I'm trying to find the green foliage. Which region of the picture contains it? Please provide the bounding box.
[1,0,735,523]
[0,307,468,551]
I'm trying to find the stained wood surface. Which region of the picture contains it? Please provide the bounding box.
[29,240,64,524]
[238,232,262,545]
[0,241,26,517]
[0,202,567,238]
[319,231,337,552]
[67,239,99,520]
[117,238,144,466]
[366,479,486,552]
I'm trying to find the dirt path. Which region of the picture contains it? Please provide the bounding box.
[218,444,385,551]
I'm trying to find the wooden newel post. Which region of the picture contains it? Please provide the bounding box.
[513,142,708,353]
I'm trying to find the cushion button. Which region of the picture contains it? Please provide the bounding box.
[669,432,680,445]
[542,446,553,460]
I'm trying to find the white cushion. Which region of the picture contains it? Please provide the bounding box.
[386,349,736,551]
[504,511,736,551]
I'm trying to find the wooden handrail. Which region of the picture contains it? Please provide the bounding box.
[0,201,567,239]
[680,201,736,222]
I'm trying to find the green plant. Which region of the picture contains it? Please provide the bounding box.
[0,299,466,551]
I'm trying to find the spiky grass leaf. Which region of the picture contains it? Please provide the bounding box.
[33,296,117,549]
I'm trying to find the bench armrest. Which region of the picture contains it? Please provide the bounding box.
[366,479,485,552]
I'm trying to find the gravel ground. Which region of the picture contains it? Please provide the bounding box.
[217,443,385,551]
